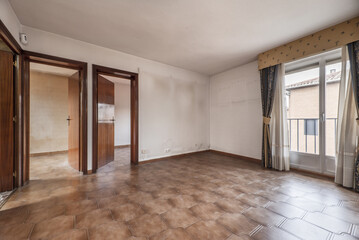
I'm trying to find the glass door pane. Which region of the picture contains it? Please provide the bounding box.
[325,62,341,157]
[285,67,320,154]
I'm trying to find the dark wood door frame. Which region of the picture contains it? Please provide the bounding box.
[0,20,22,189]
[22,51,88,182]
[92,64,138,172]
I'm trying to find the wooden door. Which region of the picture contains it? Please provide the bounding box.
[97,75,115,168]
[68,71,80,170]
[0,50,14,191]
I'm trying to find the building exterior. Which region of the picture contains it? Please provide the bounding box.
[285,70,340,156]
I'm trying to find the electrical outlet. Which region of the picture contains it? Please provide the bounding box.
[164,148,170,153]
[141,149,148,154]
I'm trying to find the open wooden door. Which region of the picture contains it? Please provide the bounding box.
[68,71,80,170]
[97,75,115,168]
[0,50,14,191]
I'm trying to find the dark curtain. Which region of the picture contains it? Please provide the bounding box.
[260,65,279,168]
[348,40,359,192]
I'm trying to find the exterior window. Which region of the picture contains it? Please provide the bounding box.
[304,119,318,136]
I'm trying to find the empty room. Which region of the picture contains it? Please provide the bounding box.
[0,0,359,240]
[29,62,82,180]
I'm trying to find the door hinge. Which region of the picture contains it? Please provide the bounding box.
[13,172,16,177]
[13,116,17,123]
[13,61,17,67]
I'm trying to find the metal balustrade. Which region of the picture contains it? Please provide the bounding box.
[287,118,337,154]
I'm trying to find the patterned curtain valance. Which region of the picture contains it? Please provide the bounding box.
[258,16,359,70]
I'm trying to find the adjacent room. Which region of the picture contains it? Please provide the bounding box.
[96,74,132,172]
[29,62,81,179]
[0,0,359,239]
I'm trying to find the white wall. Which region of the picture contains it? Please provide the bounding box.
[115,82,131,146]
[30,71,68,154]
[210,61,262,160]
[0,0,21,45]
[17,26,209,169]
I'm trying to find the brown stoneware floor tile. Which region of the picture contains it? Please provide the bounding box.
[89,221,131,240]
[190,202,225,220]
[49,229,88,240]
[75,208,113,230]
[304,212,351,234]
[30,215,74,240]
[341,201,359,213]
[255,191,290,202]
[111,202,145,222]
[162,208,199,228]
[353,225,359,238]
[215,187,242,199]
[150,228,193,240]
[186,220,231,240]
[65,199,98,216]
[86,189,116,200]
[127,191,155,204]
[97,195,128,209]
[236,194,270,207]
[266,202,306,219]
[126,237,147,240]
[243,207,285,227]
[152,188,179,199]
[0,207,28,226]
[303,192,341,206]
[26,204,66,223]
[227,234,252,240]
[252,226,300,240]
[281,218,331,240]
[0,223,33,240]
[324,206,359,224]
[275,186,307,197]
[216,213,258,235]
[3,149,359,240]
[192,190,222,203]
[141,198,172,214]
[285,197,325,212]
[332,234,358,240]
[168,194,198,209]
[215,198,249,213]
[128,213,167,237]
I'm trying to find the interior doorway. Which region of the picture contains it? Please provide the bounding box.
[22,52,87,182]
[28,62,81,179]
[92,65,138,172]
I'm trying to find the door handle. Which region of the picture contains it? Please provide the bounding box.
[67,116,71,126]
[320,113,325,122]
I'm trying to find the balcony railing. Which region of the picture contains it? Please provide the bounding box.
[287,118,337,155]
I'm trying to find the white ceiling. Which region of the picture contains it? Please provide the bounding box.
[9,0,359,75]
[30,62,78,77]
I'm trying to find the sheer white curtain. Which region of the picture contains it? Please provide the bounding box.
[270,64,290,171]
[335,46,358,188]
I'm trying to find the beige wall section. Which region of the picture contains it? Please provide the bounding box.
[115,82,131,146]
[210,61,262,159]
[30,71,68,154]
[258,16,359,69]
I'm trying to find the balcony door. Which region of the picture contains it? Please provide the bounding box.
[285,49,344,175]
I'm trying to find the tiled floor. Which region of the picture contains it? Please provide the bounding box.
[1,149,359,240]
[30,147,130,180]
[30,153,81,180]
